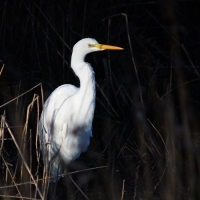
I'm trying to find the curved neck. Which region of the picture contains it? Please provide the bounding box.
[71,59,96,128]
[74,62,96,101]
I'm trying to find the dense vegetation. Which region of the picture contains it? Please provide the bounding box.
[0,1,200,199]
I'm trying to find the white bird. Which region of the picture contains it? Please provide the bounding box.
[38,38,123,182]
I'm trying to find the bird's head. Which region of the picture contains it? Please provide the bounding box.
[71,38,123,70]
[73,38,123,56]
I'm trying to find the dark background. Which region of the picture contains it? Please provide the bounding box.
[0,0,200,199]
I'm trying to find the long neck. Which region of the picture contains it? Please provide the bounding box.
[76,62,96,99]
[71,57,96,128]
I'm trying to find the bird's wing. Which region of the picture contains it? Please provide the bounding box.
[38,84,78,144]
[39,83,92,167]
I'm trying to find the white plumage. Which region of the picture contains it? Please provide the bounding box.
[38,38,123,182]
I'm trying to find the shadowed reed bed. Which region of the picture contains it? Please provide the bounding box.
[1,1,200,199]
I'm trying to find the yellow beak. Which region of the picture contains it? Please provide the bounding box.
[94,44,123,50]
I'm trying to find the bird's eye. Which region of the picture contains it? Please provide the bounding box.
[88,44,93,47]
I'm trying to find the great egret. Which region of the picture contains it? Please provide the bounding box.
[38,38,123,182]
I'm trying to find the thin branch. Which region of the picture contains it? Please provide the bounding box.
[0,64,4,75]
[0,83,41,108]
